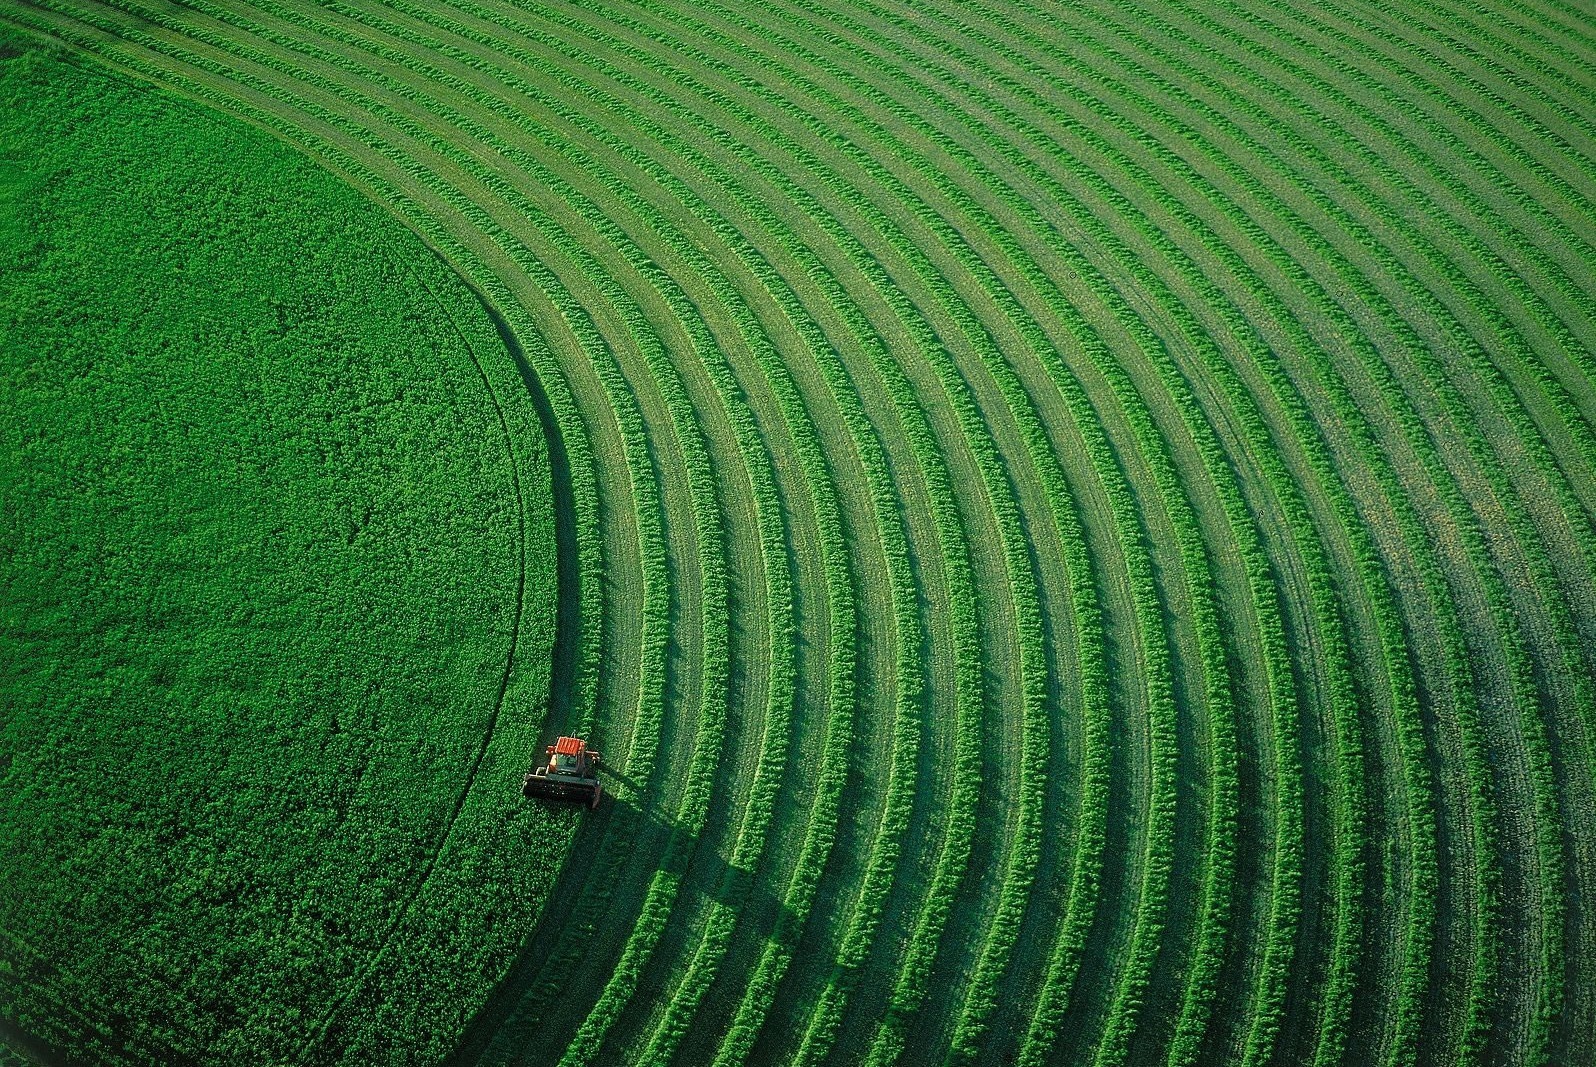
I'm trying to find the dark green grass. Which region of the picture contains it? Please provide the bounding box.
[0,33,562,1066]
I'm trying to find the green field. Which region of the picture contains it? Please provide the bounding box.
[0,35,562,1064]
[1,0,1592,1064]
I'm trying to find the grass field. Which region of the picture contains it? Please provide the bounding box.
[0,0,1592,1064]
[0,35,562,1065]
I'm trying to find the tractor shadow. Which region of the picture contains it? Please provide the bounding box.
[440,254,584,739]
[447,769,802,1065]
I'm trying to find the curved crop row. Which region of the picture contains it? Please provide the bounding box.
[233,6,900,1059]
[705,4,1353,1059]
[983,0,1583,1059]
[823,2,1583,1059]
[1089,5,1588,1058]
[584,10,1200,1065]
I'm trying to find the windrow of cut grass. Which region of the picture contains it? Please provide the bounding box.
[1059,0,1596,1052]
[268,2,1078,1065]
[925,6,1506,1059]
[1078,0,1589,1046]
[561,12,1219,1065]
[1201,0,1596,867]
[829,2,1589,1059]
[1165,0,1596,565]
[402,10,983,1065]
[692,4,1340,1059]
[456,14,1046,1065]
[912,4,1449,1059]
[874,0,1461,1052]
[371,6,976,1059]
[1188,0,1596,600]
[233,4,887,1059]
[676,2,1583,1059]
[561,24,1123,1067]
[635,4,1334,1059]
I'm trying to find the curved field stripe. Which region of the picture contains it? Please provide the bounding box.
[692,12,1289,1059]
[1186,0,1596,578]
[1136,2,1596,1051]
[405,12,970,1059]
[536,10,1187,1065]
[730,6,1551,1065]
[1085,2,1596,1059]
[248,6,893,1059]
[427,14,983,1065]
[453,12,1046,1065]
[628,8,1264,1065]
[686,8,1334,1065]
[150,6,963,1059]
[798,8,1583,1065]
[900,6,1449,1059]
[836,6,1436,1059]
[1200,0,1596,794]
[481,8,1085,1065]
[603,10,1327,1065]
[893,0,1589,1059]
[912,8,1481,1059]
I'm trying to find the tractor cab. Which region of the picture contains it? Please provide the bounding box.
[523,736,603,809]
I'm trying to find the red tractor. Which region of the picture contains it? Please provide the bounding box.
[523,736,603,809]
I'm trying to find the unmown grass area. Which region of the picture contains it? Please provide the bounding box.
[0,33,562,1066]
